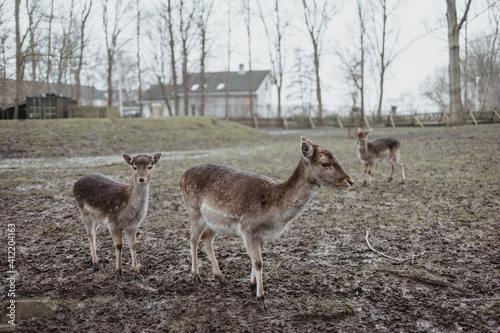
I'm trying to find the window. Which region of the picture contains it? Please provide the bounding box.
[191,84,199,91]
[216,83,225,90]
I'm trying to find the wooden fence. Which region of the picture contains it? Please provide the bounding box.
[67,105,119,118]
[230,111,500,129]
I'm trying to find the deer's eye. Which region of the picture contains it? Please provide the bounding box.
[148,166,152,170]
[133,166,137,170]
[321,163,330,168]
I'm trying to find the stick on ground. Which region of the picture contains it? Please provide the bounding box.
[365,229,417,264]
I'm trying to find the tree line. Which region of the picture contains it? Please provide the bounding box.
[1,0,498,124]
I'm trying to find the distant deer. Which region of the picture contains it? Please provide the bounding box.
[180,136,352,312]
[73,153,161,278]
[356,128,405,185]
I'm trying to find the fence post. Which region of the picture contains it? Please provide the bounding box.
[412,114,424,128]
[337,116,344,128]
[282,117,288,129]
[389,115,396,128]
[253,116,259,129]
[469,110,478,125]
[363,116,370,128]
[494,110,500,121]
[308,116,316,129]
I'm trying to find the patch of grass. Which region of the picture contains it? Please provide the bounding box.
[480,301,500,319]
[0,117,271,158]
[298,296,355,320]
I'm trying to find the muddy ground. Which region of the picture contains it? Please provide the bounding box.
[1,123,499,332]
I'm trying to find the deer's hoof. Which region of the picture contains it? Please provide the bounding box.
[92,261,100,271]
[362,181,368,187]
[250,283,257,295]
[193,273,202,283]
[116,269,123,280]
[215,274,226,285]
[257,296,268,314]
[387,177,393,182]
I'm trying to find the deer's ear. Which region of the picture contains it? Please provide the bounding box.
[123,153,134,165]
[301,140,314,162]
[357,127,362,133]
[151,153,161,165]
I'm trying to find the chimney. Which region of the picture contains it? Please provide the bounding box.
[238,64,245,74]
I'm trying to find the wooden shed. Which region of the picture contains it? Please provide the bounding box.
[27,94,77,119]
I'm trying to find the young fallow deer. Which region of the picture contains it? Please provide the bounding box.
[356,128,406,186]
[73,153,161,278]
[180,136,352,312]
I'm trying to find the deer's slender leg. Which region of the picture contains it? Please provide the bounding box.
[388,161,395,182]
[81,212,99,268]
[399,160,406,183]
[367,164,373,186]
[109,226,123,279]
[190,216,206,282]
[363,164,369,186]
[201,227,224,283]
[245,236,267,313]
[125,229,140,276]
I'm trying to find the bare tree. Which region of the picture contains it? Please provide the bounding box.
[15,0,29,118]
[150,12,173,116]
[225,1,232,119]
[480,0,500,110]
[102,0,132,112]
[356,0,367,120]
[369,0,403,121]
[446,0,472,124]
[242,0,254,117]
[26,0,42,96]
[257,0,287,119]
[75,0,93,103]
[0,1,10,105]
[179,0,197,116]
[421,66,449,113]
[300,0,339,119]
[167,0,179,116]
[136,0,143,117]
[287,47,315,116]
[197,0,215,116]
[46,0,54,93]
[54,0,76,96]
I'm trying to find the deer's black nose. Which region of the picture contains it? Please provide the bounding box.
[139,178,145,183]
[347,179,354,186]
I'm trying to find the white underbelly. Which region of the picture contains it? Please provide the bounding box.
[200,203,242,236]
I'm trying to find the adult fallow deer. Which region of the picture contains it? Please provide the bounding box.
[180,137,352,312]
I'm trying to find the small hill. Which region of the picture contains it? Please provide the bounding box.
[0,117,269,158]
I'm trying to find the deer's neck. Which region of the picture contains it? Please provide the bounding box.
[272,158,320,222]
[127,180,150,215]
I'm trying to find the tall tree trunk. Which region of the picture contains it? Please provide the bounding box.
[225,1,231,119]
[182,44,189,116]
[107,53,113,110]
[28,4,37,96]
[167,0,179,116]
[480,15,499,111]
[244,0,253,117]
[446,0,471,125]
[158,77,173,116]
[313,42,322,119]
[15,0,21,119]
[200,35,206,116]
[76,0,92,104]
[136,0,143,117]
[46,0,54,93]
